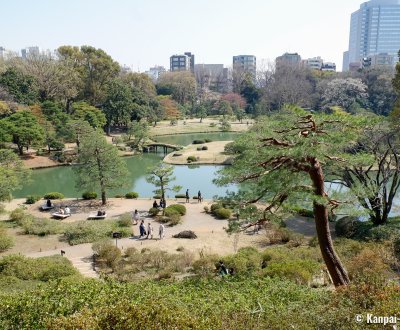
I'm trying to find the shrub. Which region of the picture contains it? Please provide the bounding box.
[196,147,203,151]
[63,220,130,245]
[125,192,139,199]
[192,140,205,144]
[148,207,159,217]
[153,195,161,199]
[223,247,262,274]
[164,208,180,218]
[166,204,186,215]
[168,213,182,226]
[262,259,321,285]
[192,254,219,276]
[210,203,222,214]
[0,254,78,281]
[176,246,185,252]
[214,208,231,219]
[92,240,121,269]
[0,226,14,252]
[82,192,97,200]
[172,153,182,157]
[204,139,212,143]
[175,194,186,199]
[117,213,132,227]
[335,216,358,238]
[203,206,209,213]
[22,218,63,236]
[43,192,64,200]
[9,208,34,226]
[202,146,208,150]
[187,156,197,163]
[209,122,216,127]
[368,226,396,241]
[25,195,41,204]
[394,237,400,261]
[114,194,124,198]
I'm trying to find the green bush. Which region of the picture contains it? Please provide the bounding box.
[164,208,180,218]
[0,226,14,252]
[148,207,159,217]
[210,203,222,213]
[125,192,139,199]
[9,208,34,226]
[166,204,186,215]
[204,139,212,143]
[153,195,161,199]
[335,216,358,238]
[187,156,197,163]
[214,207,231,219]
[92,240,121,269]
[192,140,205,144]
[63,220,130,245]
[114,194,124,198]
[223,247,262,274]
[0,254,79,281]
[168,213,182,226]
[117,213,132,227]
[368,225,397,241]
[82,192,97,200]
[202,146,208,150]
[175,194,186,199]
[196,147,203,151]
[209,122,216,127]
[262,259,321,285]
[22,218,63,236]
[25,195,41,204]
[43,192,64,200]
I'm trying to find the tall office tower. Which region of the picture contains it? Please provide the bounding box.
[342,0,400,71]
[232,55,256,77]
[170,52,195,72]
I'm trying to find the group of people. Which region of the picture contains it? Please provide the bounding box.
[153,198,166,209]
[185,189,203,203]
[58,206,71,215]
[132,209,165,240]
[138,219,165,240]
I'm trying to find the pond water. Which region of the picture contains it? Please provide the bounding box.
[14,133,239,199]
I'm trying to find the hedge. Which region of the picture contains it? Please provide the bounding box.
[214,208,231,219]
[25,195,41,204]
[193,140,205,144]
[148,208,159,217]
[175,194,186,199]
[82,192,97,200]
[43,192,64,200]
[125,192,139,199]
[166,204,186,216]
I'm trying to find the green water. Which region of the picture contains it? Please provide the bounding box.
[15,133,239,199]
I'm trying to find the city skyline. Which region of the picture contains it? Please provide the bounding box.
[1,0,370,71]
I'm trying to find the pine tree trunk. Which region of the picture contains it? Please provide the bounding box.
[101,191,106,205]
[309,158,350,287]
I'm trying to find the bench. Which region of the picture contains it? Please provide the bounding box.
[88,213,107,220]
[40,205,54,211]
[51,212,71,219]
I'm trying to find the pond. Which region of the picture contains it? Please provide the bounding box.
[14,133,239,199]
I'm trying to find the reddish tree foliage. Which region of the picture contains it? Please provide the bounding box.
[221,93,246,109]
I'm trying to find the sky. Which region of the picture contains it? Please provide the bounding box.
[0,0,365,71]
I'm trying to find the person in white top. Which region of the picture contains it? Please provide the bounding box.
[64,206,71,215]
[147,222,153,239]
[159,223,165,240]
[132,209,140,224]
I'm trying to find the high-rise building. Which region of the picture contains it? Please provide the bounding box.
[145,65,166,81]
[232,55,256,77]
[342,0,400,71]
[170,52,195,72]
[21,46,40,59]
[306,57,323,70]
[276,52,302,66]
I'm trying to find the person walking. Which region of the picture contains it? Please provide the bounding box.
[147,222,153,239]
[132,209,140,225]
[197,190,202,203]
[159,223,165,240]
[185,189,190,203]
[139,220,146,238]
